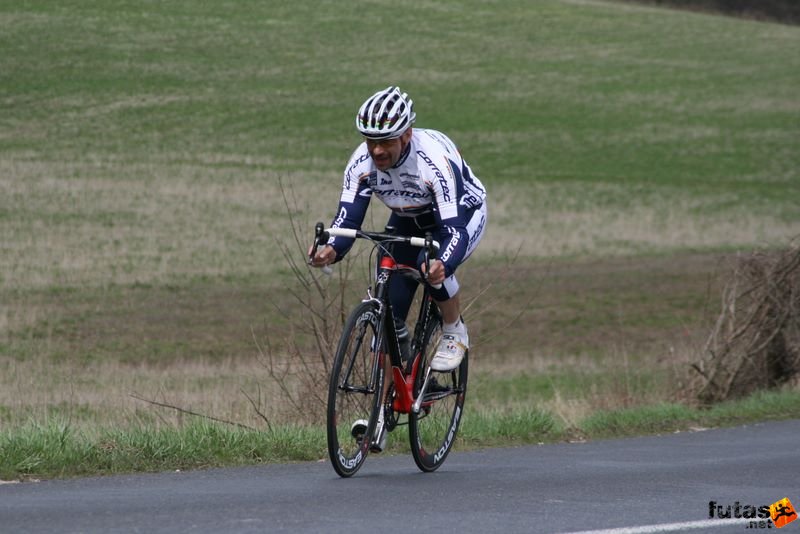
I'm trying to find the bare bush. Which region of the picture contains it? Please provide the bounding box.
[692,238,800,404]
[249,178,359,425]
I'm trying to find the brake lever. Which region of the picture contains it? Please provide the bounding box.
[309,222,333,275]
[423,232,442,290]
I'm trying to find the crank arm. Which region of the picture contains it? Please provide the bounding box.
[411,366,433,414]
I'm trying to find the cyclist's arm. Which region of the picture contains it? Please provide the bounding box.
[427,157,470,278]
[327,149,373,262]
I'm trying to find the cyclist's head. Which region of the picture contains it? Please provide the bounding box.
[356,86,415,141]
[356,86,416,171]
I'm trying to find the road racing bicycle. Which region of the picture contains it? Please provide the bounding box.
[310,223,468,477]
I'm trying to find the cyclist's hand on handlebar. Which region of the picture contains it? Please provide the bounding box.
[421,259,446,286]
[309,244,336,268]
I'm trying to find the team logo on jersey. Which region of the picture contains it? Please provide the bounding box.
[417,150,450,202]
[401,180,423,193]
[372,189,427,200]
[440,226,460,263]
[460,194,481,209]
[345,153,371,189]
[328,207,348,246]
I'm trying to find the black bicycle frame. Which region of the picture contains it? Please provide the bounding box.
[314,224,441,413]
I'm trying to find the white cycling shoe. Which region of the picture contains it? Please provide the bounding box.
[430,328,468,372]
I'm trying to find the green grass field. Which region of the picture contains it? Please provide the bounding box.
[1,0,799,478]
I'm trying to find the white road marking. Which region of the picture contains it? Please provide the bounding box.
[564,518,753,533]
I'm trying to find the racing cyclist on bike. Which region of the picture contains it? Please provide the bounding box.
[310,86,488,450]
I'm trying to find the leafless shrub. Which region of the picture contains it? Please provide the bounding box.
[134,176,362,429]
[248,177,361,425]
[691,238,800,404]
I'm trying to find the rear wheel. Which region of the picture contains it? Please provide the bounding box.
[408,303,468,472]
[327,301,385,477]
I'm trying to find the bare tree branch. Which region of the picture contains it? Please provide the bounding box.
[130,393,256,431]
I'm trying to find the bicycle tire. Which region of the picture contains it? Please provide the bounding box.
[408,303,468,472]
[326,301,386,477]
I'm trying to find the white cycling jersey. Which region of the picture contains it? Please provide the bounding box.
[329,128,487,273]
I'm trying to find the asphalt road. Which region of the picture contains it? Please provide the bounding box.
[1,419,798,533]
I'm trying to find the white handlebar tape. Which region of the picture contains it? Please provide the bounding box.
[323,228,442,287]
[325,228,357,238]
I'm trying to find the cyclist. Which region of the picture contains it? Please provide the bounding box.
[310,86,487,448]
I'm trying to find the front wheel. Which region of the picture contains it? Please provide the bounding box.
[408,312,468,472]
[327,301,385,477]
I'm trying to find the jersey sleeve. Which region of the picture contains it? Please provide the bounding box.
[421,150,471,277]
[327,148,373,261]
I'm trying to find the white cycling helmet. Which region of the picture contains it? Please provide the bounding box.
[355,86,416,140]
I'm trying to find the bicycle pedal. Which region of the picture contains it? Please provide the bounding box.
[350,419,368,440]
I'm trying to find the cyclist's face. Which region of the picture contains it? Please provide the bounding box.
[365,128,412,171]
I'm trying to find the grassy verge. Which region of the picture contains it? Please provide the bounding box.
[577,388,800,439]
[0,420,324,480]
[3,388,798,481]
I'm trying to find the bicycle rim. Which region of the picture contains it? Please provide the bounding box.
[409,316,468,473]
[327,301,385,478]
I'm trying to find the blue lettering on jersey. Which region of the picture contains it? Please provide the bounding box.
[417,150,450,202]
[345,153,371,189]
[440,226,460,262]
[373,190,428,199]
[401,180,423,192]
[332,206,347,228]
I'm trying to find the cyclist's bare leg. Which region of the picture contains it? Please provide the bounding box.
[382,353,393,396]
[435,293,460,324]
